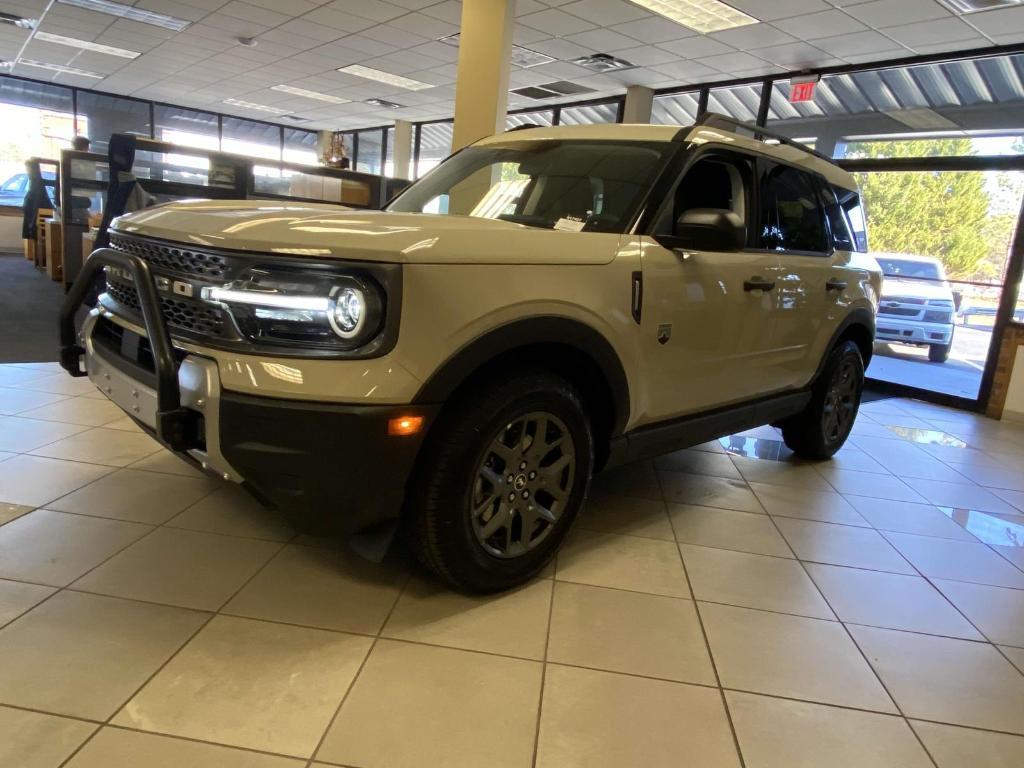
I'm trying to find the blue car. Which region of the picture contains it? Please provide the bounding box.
[0,171,56,207]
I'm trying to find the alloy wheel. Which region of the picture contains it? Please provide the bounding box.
[822,358,859,443]
[470,411,576,558]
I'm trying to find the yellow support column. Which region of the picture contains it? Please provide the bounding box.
[451,0,515,152]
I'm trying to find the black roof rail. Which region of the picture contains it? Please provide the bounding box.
[694,112,836,165]
[506,123,541,132]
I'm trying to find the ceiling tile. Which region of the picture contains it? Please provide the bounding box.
[966,6,1024,37]
[518,8,596,36]
[881,17,983,48]
[559,0,648,26]
[611,16,697,44]
[658,36,734,59]
[748,41,838,68]
[563,27,639,51]
[711,23,797,49]
[809,29,906,57]
[843,0,951,29]
[776,9,866,39]
[726,0,832,21]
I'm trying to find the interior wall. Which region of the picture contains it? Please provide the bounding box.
[1004,345,1024,421]
[0,210,22,252]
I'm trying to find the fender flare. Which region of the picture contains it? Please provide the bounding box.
[412,316,631,436]
[814,307,876,382]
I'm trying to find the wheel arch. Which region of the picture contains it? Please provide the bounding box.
[820,307,875,379]
[412,317,631,466]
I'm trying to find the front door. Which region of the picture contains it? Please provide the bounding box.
[637,150,788,425]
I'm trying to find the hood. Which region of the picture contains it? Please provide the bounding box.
[111,199,620,265]
[880,275,954,301]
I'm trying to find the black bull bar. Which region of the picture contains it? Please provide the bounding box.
[59,248,195,451]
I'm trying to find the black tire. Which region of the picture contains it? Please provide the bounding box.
[408,370,593,593]
[781,340,864,460]
[929,339,952,363]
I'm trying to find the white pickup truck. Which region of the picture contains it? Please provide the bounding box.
[873,253,956,363]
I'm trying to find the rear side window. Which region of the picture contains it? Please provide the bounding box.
[839,189,868,252]
[823,185,855,252]
[758,163,827,253]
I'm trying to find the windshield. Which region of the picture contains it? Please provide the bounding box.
[0,175,24,193]
[876,257,944,281]
[387,139,674,233]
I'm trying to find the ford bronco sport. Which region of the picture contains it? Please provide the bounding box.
[60,114,880,592]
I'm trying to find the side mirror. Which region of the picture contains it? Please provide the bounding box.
[672,208,745,252]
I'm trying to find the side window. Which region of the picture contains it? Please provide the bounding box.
[841,190,868,252]
[758,163,827,253]
[823,184,855,252]
[658,152,750,238]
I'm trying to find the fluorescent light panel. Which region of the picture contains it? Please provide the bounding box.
[223,98,292,116]
[337,64,432,91]
[271,84,350,104]
[630,0,758,34]
[34,31,140,58]
[57,0,191,31]
[19,59,102,77]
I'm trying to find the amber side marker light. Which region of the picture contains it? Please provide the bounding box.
[388,415,424,436]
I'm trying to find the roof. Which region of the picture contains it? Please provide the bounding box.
[475,121,858,191]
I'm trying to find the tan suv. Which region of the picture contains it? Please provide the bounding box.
[60,113,881,592]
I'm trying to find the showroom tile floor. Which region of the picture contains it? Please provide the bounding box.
[0,360,1023,767]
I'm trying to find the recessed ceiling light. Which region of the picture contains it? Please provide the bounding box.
[337,64,432,91]
[571,53,635,72]
[0,12,35,28]
[365,98,404,108]
[271,84,350,104]
[439,33,556,68]
[56,0,191,32]
[628,0,758,34]
[34,31,140,59]
[19,59,103,78]
[223,98,292,116]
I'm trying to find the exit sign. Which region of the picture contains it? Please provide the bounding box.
[789,80,817,103]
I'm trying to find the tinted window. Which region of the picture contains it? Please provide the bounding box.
[824,185,855,251]
[660,153,750,239]
[759,164,827,253]
[876,257,943,281]
[843,194,868,252]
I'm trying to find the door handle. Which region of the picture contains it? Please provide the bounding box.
[826,278,848,292]
[743,277,776,292]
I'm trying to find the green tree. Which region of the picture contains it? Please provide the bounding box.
[848,138,991,279]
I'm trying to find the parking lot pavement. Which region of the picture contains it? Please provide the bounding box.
[868,324,993,399]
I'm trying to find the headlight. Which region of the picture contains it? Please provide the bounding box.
[202,268,384,350]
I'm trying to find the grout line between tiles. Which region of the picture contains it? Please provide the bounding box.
[660,467,748,768]
[529,559,558,768]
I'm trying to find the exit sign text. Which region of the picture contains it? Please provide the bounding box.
[789,80,817,103]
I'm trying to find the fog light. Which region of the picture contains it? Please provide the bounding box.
[388,415,423,436]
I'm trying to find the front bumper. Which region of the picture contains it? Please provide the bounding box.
[61,249,437,535]
[875,318,953,346]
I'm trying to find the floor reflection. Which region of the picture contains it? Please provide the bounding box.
[939,507,1024,548]
[887,427,968,448]
[719,436,793,462]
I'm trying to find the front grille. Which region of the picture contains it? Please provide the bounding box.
[101,233,242,343]
[885,296,927,305]
[104,277,225,337]
[109,232,229,278]
[879,306,921,317]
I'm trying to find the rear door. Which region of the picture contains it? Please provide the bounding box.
[756,161,856,390]
[637,148,787,424]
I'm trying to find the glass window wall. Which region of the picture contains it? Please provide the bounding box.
[416,122,453,178]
